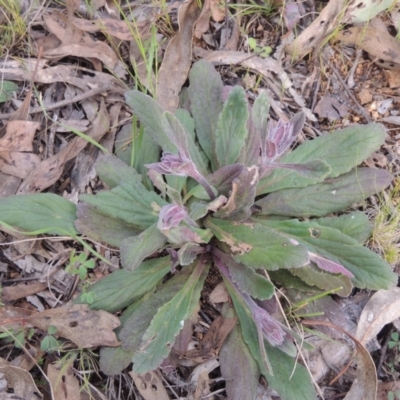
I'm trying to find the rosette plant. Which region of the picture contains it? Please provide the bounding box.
[0,60,395,399]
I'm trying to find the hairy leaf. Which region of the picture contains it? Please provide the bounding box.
[0,193,77,236]
[75,257,171,312]
[177,243,204,266]
[258,168,392,217]
[290,264,353,297]
[188,60,224,170]
[131,256,210,373]
[214,165,259,222]
[215,86,249,169]
[121,224,167,271]
[257,219,397,290]
[79,170,167,231]
[257,123,387,194]
[75,203,140,247]
[205,217,309,270]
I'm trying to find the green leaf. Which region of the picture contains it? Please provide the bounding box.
[79,169,167,232]
[75,256,171,312]
[314,212,372,244]
[257,219,397,290]
[220,306,260,400]
[257,168,393,217]
[120,265,195,352]
[94,154,142,189]
[290,264,353,297]
[264,341,317,400]
[124,91,177,154]
[0,81,18,103]
[269,269,318,291]
[75,203,141,247]
[0,193,77,236]
[205,217,309,270]
[215,86,249,169]
[99,346,133,375]
[177,243,203,266]
[257,123,387,194]
[215,250,274,300]
[188,60,224,171]
[120,224,167,271]
[131,256,210,373]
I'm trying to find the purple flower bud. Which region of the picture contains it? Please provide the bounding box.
[145,152,195,177]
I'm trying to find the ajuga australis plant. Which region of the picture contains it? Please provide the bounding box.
[0,60,396,400]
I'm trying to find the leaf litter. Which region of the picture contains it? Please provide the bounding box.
[0,0,400,399]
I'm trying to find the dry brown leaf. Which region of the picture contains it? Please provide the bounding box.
[44,11,83,45]
[17,98,109,193]
[71,17,135,41]
[0,152,41,179]
[209,282,229,303]
[0,358,41,400]
[193,371,212,400]
[356,287,400,346]
[26,304,120,348]
[47,360,80,400]
[0,59,124,92]
[2,282,49,302]
[43,42,121,72]
[285,0,346,59]
[377,381,400,400]
[0,121,40,152]
[0,172,21,198]
[184,315,237,364]
[336,26,400,70]
[129,370,170,400]
[157,0,202,111]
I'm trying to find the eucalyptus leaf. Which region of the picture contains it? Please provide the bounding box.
[75,256,171,312]
[257,123,387,194]
[0,194,77,236]
[205,217,309,270]
[131,256,210,373]
[215,86,249,169]
[258,168,392,217]
[121,224,167,271]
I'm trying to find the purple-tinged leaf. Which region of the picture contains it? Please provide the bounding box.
[216,258,285,347]
[157,204,188,230]
[262,112,304,163]
[214,165,259,222]
[308,252,354,277]
[121,224,167,271]
[213,249,274,300]
[257,168,393,217]
[250,92,269,164]
[146,152,194,177]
